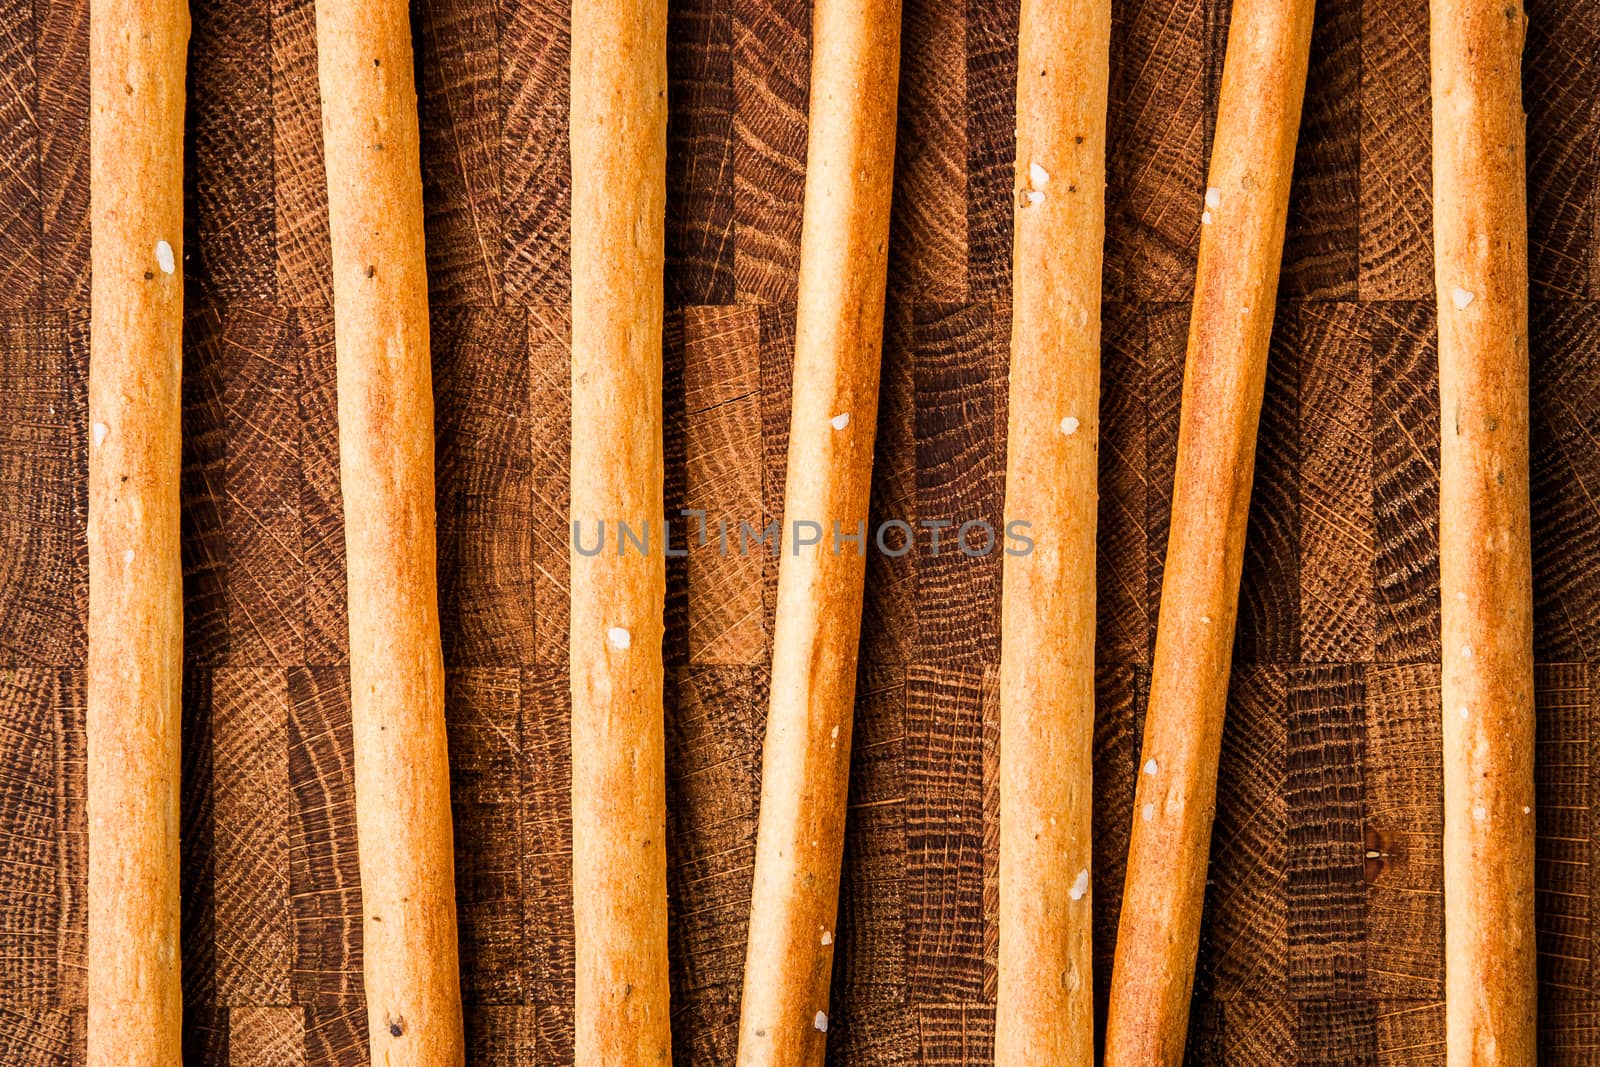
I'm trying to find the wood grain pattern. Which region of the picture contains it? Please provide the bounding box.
[3,0,1600,1062]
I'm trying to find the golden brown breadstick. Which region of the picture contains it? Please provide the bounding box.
[1102,2,1313,1062]
[1431,2,1537,1062]
[996,1,1109,1062]
[86,2,189,1064]
[736,3,901,1063]
[314,2,464,1062]
[568,2,672,1063]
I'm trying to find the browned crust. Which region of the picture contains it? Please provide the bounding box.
[568,2,673,1063]
[995,1,1110,1062]
[87,2,190,1063]
[1102,2,1315,1063]
[735,3,902,1064]
[314,2,464,1062]
[1431,3,1537,1063]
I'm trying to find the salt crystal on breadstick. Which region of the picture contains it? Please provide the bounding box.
[996,0,1109,1062]
[87,2,189,1063]
[314,2,464,1062]
[1102,2,1314,1063]
[736,3,901,1063]
[569,2,673,1062]
[1431,2,1537,1062]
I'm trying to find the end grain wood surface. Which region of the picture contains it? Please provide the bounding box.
[3,0,1600,1064]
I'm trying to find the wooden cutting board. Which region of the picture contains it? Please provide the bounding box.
[0,0,1597,1063]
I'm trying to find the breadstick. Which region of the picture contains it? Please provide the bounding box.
[314,3,464,1062]
[995,1,1109,1062]
[568,3,672,1063]
[86,2,189,1064]
[1102,2,1313,1062]
[735,3,901,1062]
[1431,2,1537,1062]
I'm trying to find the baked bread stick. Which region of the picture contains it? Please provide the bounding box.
[1431,2,1537,1062]
[569,2,672,1063]
[1102,2,1314,1063]
[996,1,1110,1062]
[314,2,464,1062]
[735,3,901,1063]
[87,2,189,1063]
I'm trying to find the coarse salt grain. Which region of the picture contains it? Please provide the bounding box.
[830,725,839,739]
[1205,187,1222,208]
[1029,162,1050,188]
[1523,806,1532,815]
[1461,644,1473,660]
[821,930,833,946]
[92,422,109,447]
[1459,704,1470,720]
[814,1012,828,1033]
[1026,190,1045,206]
[122,549,135,563]
[1069,869,1089,901]
[1202,210,1213,225]
[1059,415,1080,435]
[155,240,176,275]
[1143,758,1158,776]
[1472,805,1487,821]
[1451,286,1476,309]
[830,412,850,431]
[1141,802,1155,822]
[607,626,632,650]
